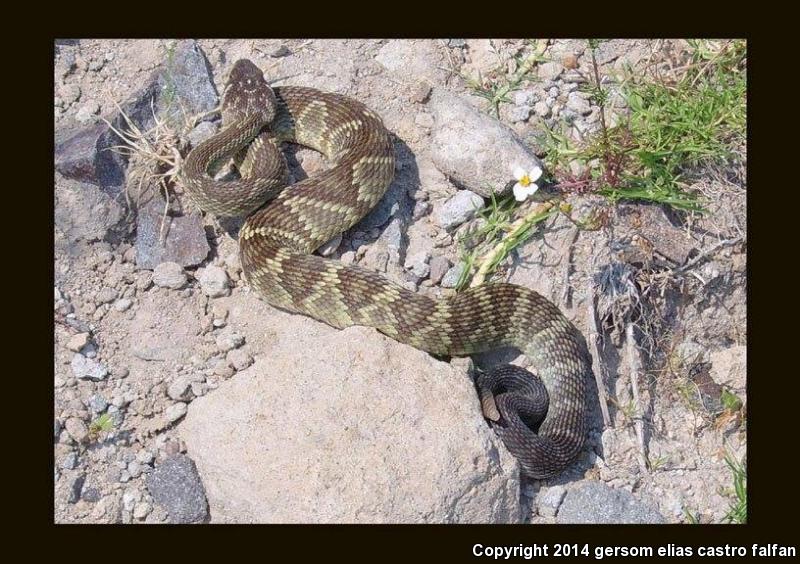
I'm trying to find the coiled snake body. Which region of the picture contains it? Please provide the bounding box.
[180,59,591,479]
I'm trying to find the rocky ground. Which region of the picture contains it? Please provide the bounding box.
[53,39,747,524]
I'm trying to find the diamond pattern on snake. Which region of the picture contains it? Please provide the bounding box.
[179,59,593,479]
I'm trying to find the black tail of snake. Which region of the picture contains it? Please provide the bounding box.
[179,59,592,479]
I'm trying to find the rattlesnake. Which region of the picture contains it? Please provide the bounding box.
[179,59,592,479]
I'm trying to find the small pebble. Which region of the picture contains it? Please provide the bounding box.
[227,349,254,371]
[61,451,80,470]
[165,402,188,423]
[113,298,133,312]
[66,332,90,352]
[88,394,108,414]
[153,262,187,290]
[64,417,89,443]
[198,266,230,298]
[215,331,245,352]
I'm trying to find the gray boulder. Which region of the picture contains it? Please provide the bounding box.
[557,481,665,524]
[429,88,544,198]
[180,314,521,523]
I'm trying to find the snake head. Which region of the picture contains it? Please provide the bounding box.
[222,59,278,125]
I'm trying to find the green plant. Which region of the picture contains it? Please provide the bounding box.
[88,413,115,442]
[720,388,743,412]
[723,452,747,524]
[454,193,557,290]
[684,508,701,524]
[543,39,746,213]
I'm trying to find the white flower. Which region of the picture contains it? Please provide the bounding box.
[512,165,543,202]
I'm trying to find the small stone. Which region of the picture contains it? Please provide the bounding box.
[54,419,62,440]
[146,454,209,524]
[165,402,188,423]
[317,234,342,257]
[404,251,431,279]
[59,83,81,106]
[66,332,90,352]
[441,263,466,288]
[133,502,152,520]
[411,81,432,103]
[68,474,86,504]
[215,330,245,352]
[428,256,452,285]
[412,200,431,221]
[71,354,109,381]
[538,61,563,81]
[136,272,153,291]
[270,45,290,58]
[433,190,485,230]
[95,287,118,305]
[567,91,592,116]
[64,417,89,443]
[61,451,80,470]
[122,490,140,511]
[137,450,156,465]
[128,461,144,478]
[81,485,101,503]
[198,266,230,297]
[214,360,236,379]
[88,394,108,414]
[113,298,133,312]
[227,349,254,371]
[153,262,187,290]
[448,39,466,48]
[534,101,551,118]
[562,54,579,69]
[508,105,531,123]
[340,251,356,264]
[168,377,194,401]
[75,102,100,123]
[513,89,536,106]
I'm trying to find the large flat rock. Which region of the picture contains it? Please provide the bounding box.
[180,316,521,523]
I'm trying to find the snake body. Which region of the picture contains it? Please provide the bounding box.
[180,59,592,479]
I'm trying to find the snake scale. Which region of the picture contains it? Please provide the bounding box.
[179,59,592,479]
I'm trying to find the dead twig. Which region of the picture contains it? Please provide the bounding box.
[625,323,649,473]
[589,294,612,428]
